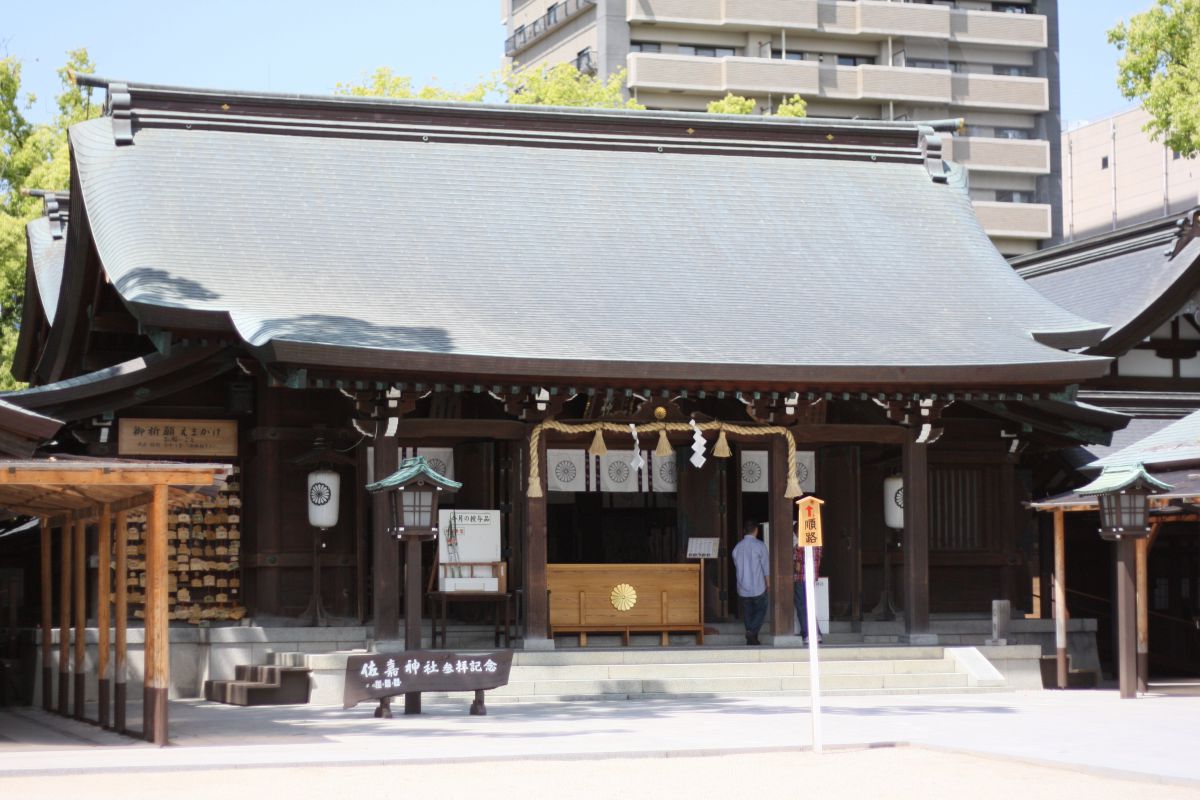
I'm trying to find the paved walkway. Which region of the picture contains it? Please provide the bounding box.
[2,687,1199,787]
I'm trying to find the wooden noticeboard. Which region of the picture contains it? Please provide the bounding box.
[118,419,237,457]
[797,496,825,547]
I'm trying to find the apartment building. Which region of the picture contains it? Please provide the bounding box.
[1063,106,1200,241]
[501,0,1062,255]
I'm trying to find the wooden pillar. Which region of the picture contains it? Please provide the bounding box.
[144,484,170,744]
[114,509,129,733]
[1053,508,1068,689]
[57,520,71,715]
[372,435,400,640]
[73,519,87,719]
[767,436,793,637]
[403,533,423,715]
[97,505,112,728]
[1136,536,1150,694]
[524,429,549,643]
[902,431,930,635]
[1116,538,1138,699]
[39,518,52,711]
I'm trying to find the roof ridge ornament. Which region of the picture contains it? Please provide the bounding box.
[107,82,134,146]
[918,125,947,184]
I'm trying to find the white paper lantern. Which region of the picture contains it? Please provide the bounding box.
[883,475,904,529]
[308,468,340,529]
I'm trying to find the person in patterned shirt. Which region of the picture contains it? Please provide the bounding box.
[793,542,823,643]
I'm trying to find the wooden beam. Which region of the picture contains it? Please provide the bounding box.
[524,428,549,643]
[0,468,222,486]
[114,509,128,733]
[97,504,111,729]
[768,436,793,637]
[393,418,528,441]
[790,424,907,445]
[73,519,86,720]
[1053,508,1068,689]
[902,430,930,636]
[144,485,169,745]
[39,518,52,712]
[57,522,71,715]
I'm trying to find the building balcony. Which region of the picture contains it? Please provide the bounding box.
[626,0,1047,49]
[628,54,1048,112]
[943,137,1051,175]
[972,201,1052,240]
[627,53,820,95]
[506,0,596,57]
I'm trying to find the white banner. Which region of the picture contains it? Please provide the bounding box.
[650,452,678,493]
[740,450,769,493]
[796,450,816,494]
[547,449,588,492]
[600,452,640,492]
[399,446,454,481]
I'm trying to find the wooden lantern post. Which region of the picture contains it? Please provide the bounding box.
[366,456,461,716]
[1076,464,1169,700]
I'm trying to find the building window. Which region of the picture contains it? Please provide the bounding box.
[996,190,1035,203]
[994,3,1028,13]
[908,59,950,71]
[678,45,737,58]
[1173,149,1183,160]
[631,42,661,53]
[994,127,1031,139]
[546,3,557,24]
[1101,155,1109,169]
[770,50,807,61]
[836,55,876,67]
[994,65,1032,77]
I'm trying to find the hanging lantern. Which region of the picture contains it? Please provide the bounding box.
[308,468,340,529]
[883,475,903,529]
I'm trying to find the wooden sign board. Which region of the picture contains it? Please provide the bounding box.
[118,419,237,457]
[342,649,513,709]
[686,537,719,559]
[796,495,825,548]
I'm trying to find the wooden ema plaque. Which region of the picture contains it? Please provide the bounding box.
[119,419,237,457]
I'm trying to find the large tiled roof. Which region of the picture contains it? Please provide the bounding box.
[25,215,65,325]
[1089,407,1200,471]
[63,79,1110,388]
[1014,209,1200,356]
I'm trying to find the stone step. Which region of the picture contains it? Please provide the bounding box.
[508,657,956,681]
[512,645,950,665]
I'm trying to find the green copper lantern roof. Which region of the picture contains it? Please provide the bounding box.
[365,456,461,493]
[1076,463,1172,496]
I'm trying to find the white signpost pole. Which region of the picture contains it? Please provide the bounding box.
[805,545,823,754]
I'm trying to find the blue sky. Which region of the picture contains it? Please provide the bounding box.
[2,0,1154,126]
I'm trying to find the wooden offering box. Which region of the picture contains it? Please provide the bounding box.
[547,563,703,646]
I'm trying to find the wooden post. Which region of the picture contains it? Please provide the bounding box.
[902,431,930,636]
[767,436,793,637]
[144,484,170,744]
[1116,538,1138,699]
[372,434,400,639]
[524,429,549,643]
[1053,508,1068,689]
[114,509,129,733]
[403,533,423,715]
[97,504,112,728]
[73,519,87,719]
[1136,535,1150,694]
[57,520,71,715]
[39,518,52,711]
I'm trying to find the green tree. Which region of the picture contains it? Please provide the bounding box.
[0,48,98,390]
[706,93,758,114]
[338,62,643,110]
[1110,0,1200,156]
[500,63,643,109]
[775,93,808,118]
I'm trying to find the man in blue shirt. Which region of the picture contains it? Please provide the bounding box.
[731,520,769,645]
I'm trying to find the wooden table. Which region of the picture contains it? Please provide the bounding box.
[428,591,514,648]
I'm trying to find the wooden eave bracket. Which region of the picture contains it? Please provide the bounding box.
[885,398,950,444]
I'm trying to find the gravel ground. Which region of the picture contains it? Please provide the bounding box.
[3,747,1198,800]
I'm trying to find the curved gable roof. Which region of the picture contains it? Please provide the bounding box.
[65,79,1110,390]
